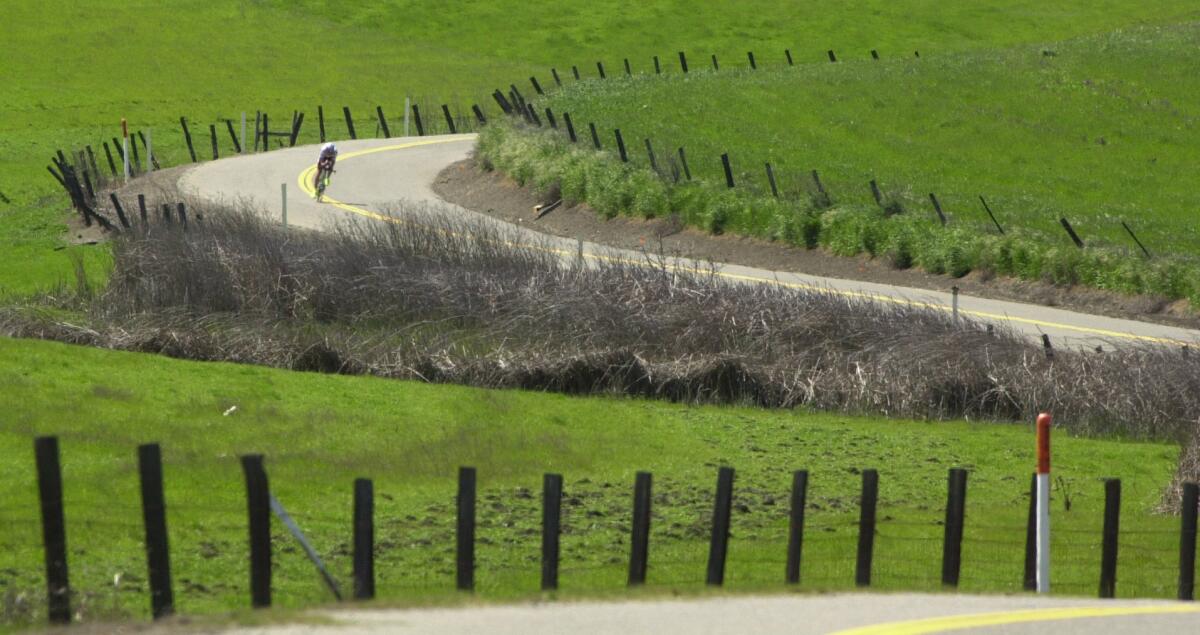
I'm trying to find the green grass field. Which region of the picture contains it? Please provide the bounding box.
[5,2,1200,626]
[0,336,1187,627]
[538,24,1200,256]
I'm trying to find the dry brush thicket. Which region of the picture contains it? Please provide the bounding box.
[4,198,1199,493]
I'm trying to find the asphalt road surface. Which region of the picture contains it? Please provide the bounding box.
[213,593,1199,635]
[180,135,1200,350]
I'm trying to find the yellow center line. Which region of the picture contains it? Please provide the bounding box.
[295,141,1193,346]
[827,604,1200,635]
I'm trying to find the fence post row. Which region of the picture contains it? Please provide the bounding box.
[542,473,563,591]
[786,470,808,584]
[706,467,735,586]
[35,436,71,624]
[353,478,375,600]
[457,466,476,591]
[856,469,879,587]
[941,468,968,587]
[241,454,272,608]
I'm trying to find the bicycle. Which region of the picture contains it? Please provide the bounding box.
[314,164,334,202]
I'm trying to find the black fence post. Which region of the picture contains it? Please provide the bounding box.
[828,50,838,62]
[1120,221,1152,258]
[318,106,326,143]
[563,112,577,143]
[530,76,544,95]
[871,49,880,60]
[240,454,271,608]
[342,106,357,140]
[492,91,513,115]
[654,55,661,74]
[261,113,270,152]
[138,443,174,619]
[629,472,652,586]
[855,469,878,587]
[1043,334,1055,360]
[109,193,131,229]
[129,135,142,174]
[706,467,735,586]
[589,123,601,150]
[721,153,735,188]
[597,61,606,79]
[1060,217,1085,248]
[711,54,719,70]
[785,49,794,65]
[85,145,100,179]
[526,103,542,127]
[179,117,196,162]
[209,124,219,160]
[353,478,375,600]
[542,473,563,591]
[161,203,172,223]
[102,142,118,177]
[748,51,757,69]
[137,194,148,226]
[679,51,689,73]
[457,467,476,591]
[412,104,425,136]
[869,179,883,206]
[678,147,692,180]
[1024,473,1037,590]
[614,129,628,162]
[551,68,562,86]
[644,138,658,172]
[442,105,458,134]
[472,105,487,125]
[786,470,808,584]
[978,196,1004,234]
[1180,482,1199,600]
[544,108,557,129]
[81,170,95,201]
[765,163,779,197]
[289,112,304,147]
[929,193,947,226]
[1099,479,1121,598]
[35,436,71,624]
[941,468,967,587]
[177,202,188,230]
[572,65,580,80]
[376,106,391,138]
[624,58,632,75]
[226,120,242,153]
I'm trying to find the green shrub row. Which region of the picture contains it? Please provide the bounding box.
[478,122,1200,306]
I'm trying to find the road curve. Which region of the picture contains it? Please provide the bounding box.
[179,135,1200,349]
[215,593,1199,635]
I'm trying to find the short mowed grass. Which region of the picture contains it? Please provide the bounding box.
[0,336,1186,627]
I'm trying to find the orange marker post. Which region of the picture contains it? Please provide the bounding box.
[1036,412,1051,593]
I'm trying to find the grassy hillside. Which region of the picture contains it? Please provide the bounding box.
[538,24,1200,256]
[0,336,1184,626]
[4,0,1199,293]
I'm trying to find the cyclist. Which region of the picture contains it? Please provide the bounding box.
[313,142,338,196]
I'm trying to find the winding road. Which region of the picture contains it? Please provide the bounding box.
[180,135,1199,350]
[179,137,1200,633]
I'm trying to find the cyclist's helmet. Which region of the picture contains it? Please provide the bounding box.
[320,142,337,156]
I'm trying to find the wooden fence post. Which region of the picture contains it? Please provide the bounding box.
[1099,479,1121,598]
[572,65,580,80]
[1180,482,1198,600]
[411,104,425,136]
[457,467,476,591]
[177,202,188,230]
[678,147,692,180]
[765,163,779,197]
[35,436,71,624]
[871,49,880,60]
[786,49,794,65]
[644,138,658,172]
[828,50,838,62]
[869,179,883,206]
[706,467,735,586]
[614,129,628,162]
[711,54,719,70]
[138,443,174,618]
[492,91,513,115]
[855,469,878,587]
[209,124,219,160]
[748,51,757,69]
[530,76,544,95]
[85,145,100,180]
[786,470,808,584]
[563,112,577,143]
[978,196,1005,234]
[542,474,563,591]
[679,51,689,73]
[551,68,562,86]
[289,113,304,146]
[526,103,542,127]
[544,108,557,130]
[262,113,270,152]
[179,117,197,162]
[929,193,947,226]
[161,203,172,223]
[721,153,735,188]
[472,104,487,125]
[241,454,271,608]
[101,142,118,177]
[589,123,601,150]
[624,58,632,75]
[109,193,131,229]
[1024,472,1037,590]
[1060,217,1085,248]
[442,105,457,134]
[629,472,652,585]
[342,107,357,140]
[941,468,967,587]
[653,55,661,74]
[137,194,148,226]
[597,61,606,79]
[318,106,326,142]
[353,478,375,600]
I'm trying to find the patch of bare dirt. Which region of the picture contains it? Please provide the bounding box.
[432,158,1200,330]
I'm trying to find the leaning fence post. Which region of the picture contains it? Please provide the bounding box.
[765,162,779,197]
[138,443,174,619]
[241,454,271,608]
[411,104,425,136]
[472,104,487,125]
[102,142,118,177]
[711,54,719,70]
[35,436,71,624]
[653,55,661,74]
[1180,482,1198,600]
[929,193,947,226]
[551,68,562,86]
[679,51,689,73]
[1099,478,1121,598]
[289,113,304,146]
[706,467,735,586]
[828,50,838,62]
[597,60,606,79]
[109,193,131,229]
[563,112,577,143]
[209,124,219,160]
[137,194,148,226]
[644,138,658,172]
[615,129,628,162]
[785,49,794,65]
[530,76,544,95]
[318,106,326,142]
[544,108,557,130]
[678,147,692,180]
[786,470,808,584]
[629,472,652,586]
[1060,217,1084,248]
[572,65,580,80]
[941,468,967,587]
[442,105,457,134]
[721,153,735,188]
[855,469,878,587]
[457,467,476,591]
[871,49,880,60]
[542,473,563,591]
[353,478,375,600]
[747,51,756,69]
[342,106,357,140]
[226,120,242,154]
[179,117,197,163]
[589,123,601,150]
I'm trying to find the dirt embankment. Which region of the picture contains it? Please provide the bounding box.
[432,158,1200,330]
